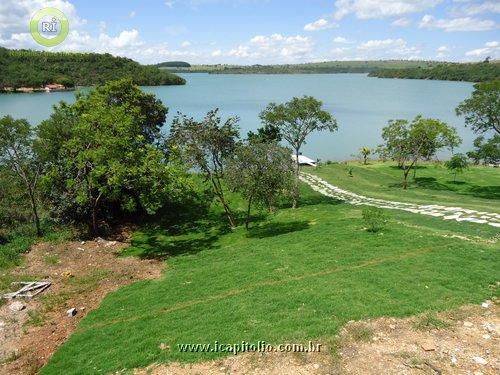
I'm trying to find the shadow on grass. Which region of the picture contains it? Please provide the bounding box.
[414,177,500,200]
[124,229,222,260]
[247,220,310,239]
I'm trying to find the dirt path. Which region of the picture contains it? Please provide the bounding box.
[135,302,499,375]
[0,238,163,375]
[300,172,500,228]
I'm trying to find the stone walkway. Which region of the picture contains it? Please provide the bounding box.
[300,172,500,228]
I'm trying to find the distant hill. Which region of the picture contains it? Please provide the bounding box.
[164,60,435,74]
[154,61,191,68]
[0,48,185,91]
[368,61,500,82]
[165,59,500,82]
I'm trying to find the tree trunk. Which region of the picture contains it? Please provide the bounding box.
[293,148,300,209]
[363,155,367,165]
[28,187,42,237]
[91,203,98,237]
[403,168,410,189]
[210,176,236,228]
[245,195,253,230]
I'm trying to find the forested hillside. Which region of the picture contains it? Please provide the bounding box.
[162,60,432,74]
[0,48,185,90]
[368,61,500,82]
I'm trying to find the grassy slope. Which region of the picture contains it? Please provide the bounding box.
[42,181,499,374]
[311,162,500,214]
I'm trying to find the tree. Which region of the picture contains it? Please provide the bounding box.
[37,79,189,235]
[360,147,371,165]
[247,123,282,144]
[226,142,294,229]
[259,96,337,208]
[456,81,500,134]
[445,153,468,182]
[379,116,461,189]
[466,135,500,165]
[0,116,42,236]
[168,109,240,228]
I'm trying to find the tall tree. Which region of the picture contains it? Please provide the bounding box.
[37,79,189,235]
[456,81,500,134]
[0,116,42,236]
[379,116,461,189]
[259,96,337,208]
[168,109,240,228]
[226,142,294,229]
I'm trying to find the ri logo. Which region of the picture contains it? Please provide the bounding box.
[30,7,69,47]
[42,17,59,33]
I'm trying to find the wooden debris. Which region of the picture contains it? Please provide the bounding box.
[3,281,51,299]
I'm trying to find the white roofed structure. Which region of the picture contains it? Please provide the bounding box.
[292,154,317,167]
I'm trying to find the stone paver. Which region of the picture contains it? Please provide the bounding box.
[300,172,500,228]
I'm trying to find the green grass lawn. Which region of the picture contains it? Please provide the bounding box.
[311,162,500,213]
[41,183,499,374]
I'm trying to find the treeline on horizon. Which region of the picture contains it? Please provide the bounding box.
[0,47,185,90]
[163,59,500,82]
[163,60,432,74]
[369,61,500,82]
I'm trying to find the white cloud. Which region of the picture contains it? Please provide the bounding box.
[357,38,420,57]
[457,1,500,16]
[181,40,191,47]
[98,29,142,49]
[333,36,353,43]
[0,0,87,39]
[392,18,411,27]
[227,45,251,58]
[129,11,136,18]
[304,18,336,31]
[221,33,315,63]
[334,0,441,20]
[465,41,500,58]
[211,49,222,57]
[436,45,451,58]
[419,14,497,31]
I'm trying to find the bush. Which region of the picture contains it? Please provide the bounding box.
[362,206,388,232]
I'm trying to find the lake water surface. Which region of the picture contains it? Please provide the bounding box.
[0,73,475,160]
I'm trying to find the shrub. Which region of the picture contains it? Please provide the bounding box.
[362,206,388,232]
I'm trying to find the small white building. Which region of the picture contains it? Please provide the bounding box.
[291,154,317,167]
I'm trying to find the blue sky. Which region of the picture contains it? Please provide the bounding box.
[0,0,499,64]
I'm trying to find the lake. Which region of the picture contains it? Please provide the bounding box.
[0,73,476,161]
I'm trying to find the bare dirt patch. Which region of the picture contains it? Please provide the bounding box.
[337,302,498,375]
[135,350,335,375]
[135,302,498,375]
[0,238,163,375]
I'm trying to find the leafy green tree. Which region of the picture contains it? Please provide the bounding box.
[0,116,42,236]
[360,147,371,165]
[456,81,500,134]
[168,109,240,228]
[37,79,189,235]
[226,142,294,229]
[259,96,337,208]
[379,116,461,189]
[445,153,468,182]
[247,123,282,144]
[466,135,500,165]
